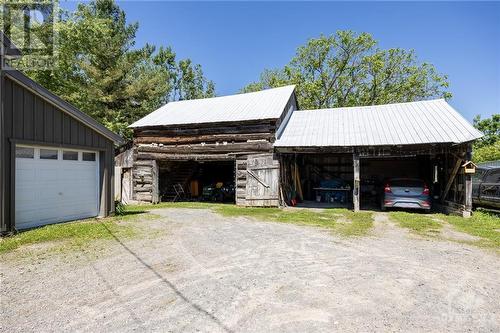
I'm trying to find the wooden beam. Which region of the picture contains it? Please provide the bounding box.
[134,123,275,137]
[441,157,463,203]
[137,153,235,161]
[134,132,273,145]
[137,141,273,154]
[463,145,473,217]
[151,160,159,204]
[353,153,360,212]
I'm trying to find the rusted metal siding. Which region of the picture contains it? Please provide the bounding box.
[1,76,115,233]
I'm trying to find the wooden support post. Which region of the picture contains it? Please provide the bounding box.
[151,160,159,204]
[464,146,473,218]
[353,153,360,212]
[441,157,463,203]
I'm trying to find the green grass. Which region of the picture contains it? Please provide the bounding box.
[124,201,218,213]
[389,211,442,236]
[0,213,143,254]
[128,202,374,237]
[389,210,500,249]
[215,205,373,237]
[442,211,500,248]
[4,201,497,255]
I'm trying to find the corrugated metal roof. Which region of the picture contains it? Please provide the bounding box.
[130,85,295,128]
[275,99,483,147]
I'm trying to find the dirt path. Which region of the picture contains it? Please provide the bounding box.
[1,208,499,332]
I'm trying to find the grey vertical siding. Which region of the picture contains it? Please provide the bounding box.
[1,76,115,233]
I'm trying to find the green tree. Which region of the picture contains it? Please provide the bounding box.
[14,0,214,138]
[473,114,500,148]
[242,31,451,109]
[472,114,500,163]
[473,141,500,163]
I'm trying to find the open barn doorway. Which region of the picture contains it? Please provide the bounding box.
[280,153,354,208]
[360,156,433,210]
[158,160,235,203]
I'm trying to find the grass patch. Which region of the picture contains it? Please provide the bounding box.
[126,202,374,237]
[389,211,442,236]
[442,211,500,249]
[216,205,373,237]
[336,210,375,236]
[0,214,142,254]
[124,201,218,213]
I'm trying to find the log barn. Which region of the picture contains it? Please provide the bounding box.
[117,85,297,206]
[117,86,483,217]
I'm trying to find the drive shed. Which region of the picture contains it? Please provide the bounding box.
[1,39,122,232]
[274,99,483,216]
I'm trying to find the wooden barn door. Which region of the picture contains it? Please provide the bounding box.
[245,153,280,207]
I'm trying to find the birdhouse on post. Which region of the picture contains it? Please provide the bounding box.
[462,161,477,174]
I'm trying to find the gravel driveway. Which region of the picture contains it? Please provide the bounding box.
[1,208,499,332]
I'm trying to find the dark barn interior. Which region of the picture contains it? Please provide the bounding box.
[158,160,235,202]
[280,153,354,208]
[279,147,470,214]
[360,156,432,209]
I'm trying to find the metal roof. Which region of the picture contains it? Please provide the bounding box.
[477,161,500,169]
[275,99,483,147]
[129,85,296,128]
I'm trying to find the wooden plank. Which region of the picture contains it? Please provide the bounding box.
[135,193,153,201]
[135,160,155,166]
[115,148,134,168]
[151,160,159,203]
[135,185,152,192]
[136,152,234,161]
[134,132,273,145]
[137,141,273,154]
[464,147,473,217]
[464,174,472,218]
[135,123,274,137]
[441,157,462,203]
[133,177,153,184]
[247,170,270,188]
[353,153,360,212]
[245,153,279,205]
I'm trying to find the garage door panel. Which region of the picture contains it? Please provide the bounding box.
[15,146,99,229]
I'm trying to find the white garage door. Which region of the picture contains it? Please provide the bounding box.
[15,145,99,229]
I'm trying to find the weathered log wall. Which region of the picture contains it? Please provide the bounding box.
[131,120,277,204]
[132,159,159,203]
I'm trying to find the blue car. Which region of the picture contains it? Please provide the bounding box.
[381,178,431,211]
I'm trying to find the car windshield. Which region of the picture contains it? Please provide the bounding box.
[390,179,424,188]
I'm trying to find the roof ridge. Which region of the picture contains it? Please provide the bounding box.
[298,98,446,112]
[167,84,296,105]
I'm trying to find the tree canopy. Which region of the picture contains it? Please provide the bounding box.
[473,114,500,163]
[242,31,451,109]
[18,0,215,138]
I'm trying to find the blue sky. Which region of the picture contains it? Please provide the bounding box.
[61,1,500,121]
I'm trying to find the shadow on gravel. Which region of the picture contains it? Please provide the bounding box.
[102,224,233,333]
